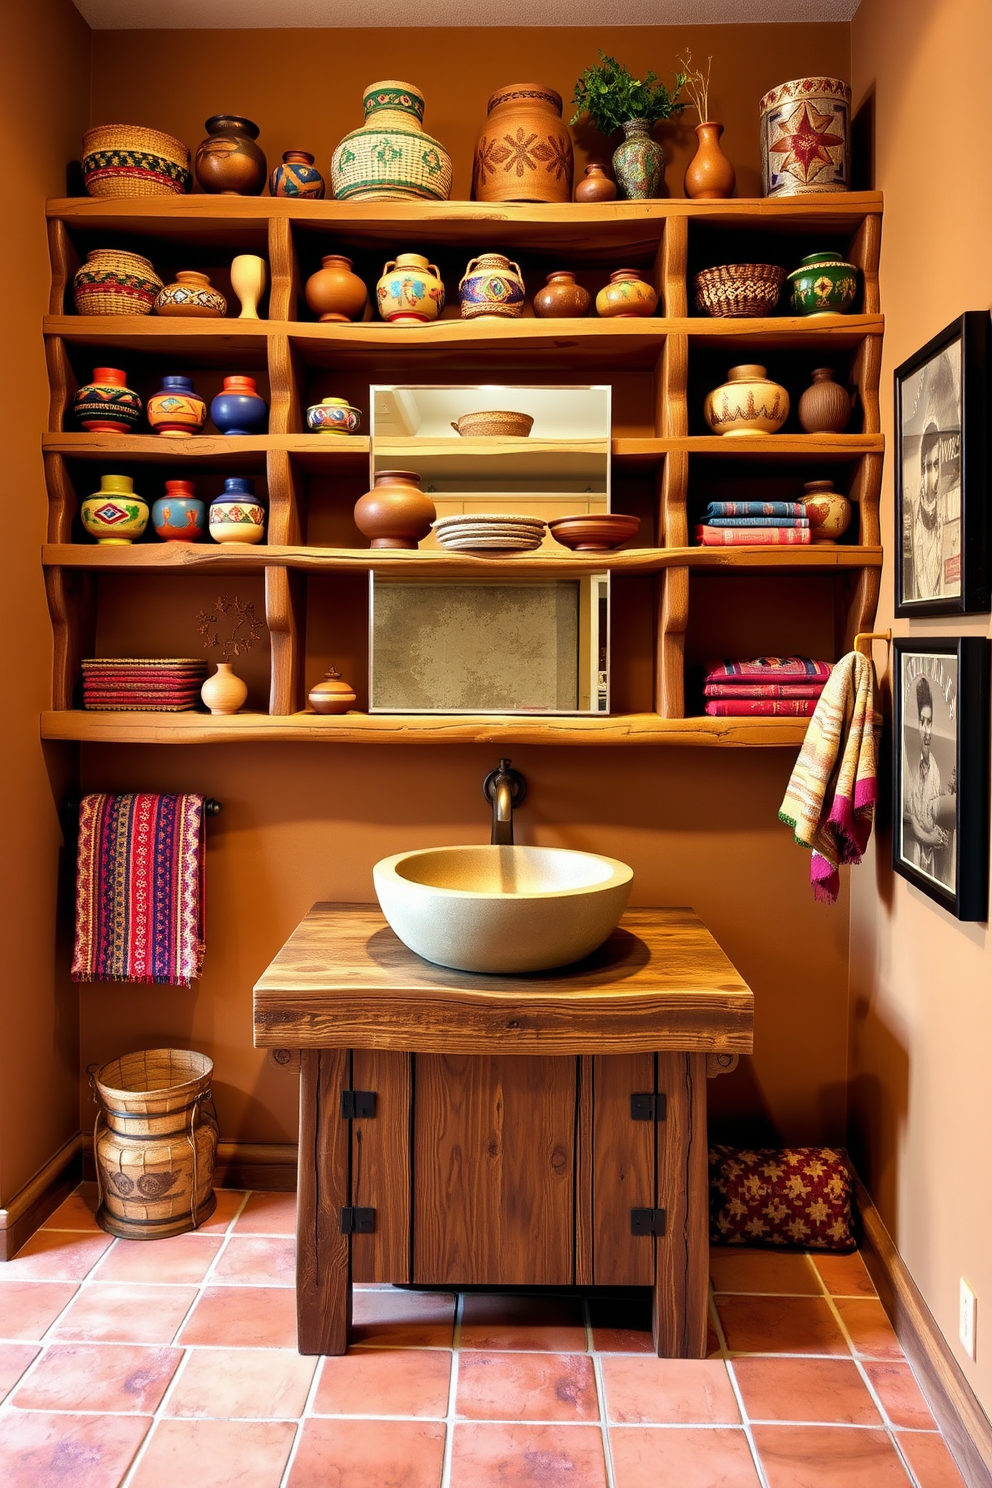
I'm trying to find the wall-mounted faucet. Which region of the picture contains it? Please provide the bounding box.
[483,758,527,846]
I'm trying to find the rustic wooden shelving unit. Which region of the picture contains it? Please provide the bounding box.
[41,192,883,746]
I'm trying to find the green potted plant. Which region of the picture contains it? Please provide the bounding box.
[571,52,686,200]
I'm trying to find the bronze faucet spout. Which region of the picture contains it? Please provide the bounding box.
[483,758,527,846]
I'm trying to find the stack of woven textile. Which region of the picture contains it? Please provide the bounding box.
[702,655,833,717]
[695,499,811,546]
[82,657,208,711]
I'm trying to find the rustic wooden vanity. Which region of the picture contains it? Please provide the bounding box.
[253,903,753,1357]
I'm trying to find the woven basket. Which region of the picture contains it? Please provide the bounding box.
[331,81,452,202]
[451,410,534,438]
[73,249,163,316]
[82,124,191,198]
[694,263,785,318]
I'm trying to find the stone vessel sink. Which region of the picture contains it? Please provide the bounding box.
[372,844,633,974]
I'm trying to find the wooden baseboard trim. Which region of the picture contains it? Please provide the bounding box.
[852,1165,992,1488]
[0,1132,85,1261]
[80,1136,298,1193]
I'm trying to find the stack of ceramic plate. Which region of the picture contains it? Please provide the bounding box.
[432,513,547,552]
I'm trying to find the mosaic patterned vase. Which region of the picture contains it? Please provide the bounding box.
[147,376,207,437]
[458,253,525,320]
[209,478,266,543]
[154,271,227,318]
[611,120,665,200]
[195,115,267,196]
[81,474,149,545]
[787,252,859,315]
[704,365,790,437]
[472,83,573,204]
[306,397,362,434]
[72,367,142,433]
[376,253,445,323]
[152,480,206,542]
[210,376,268,436]
[331,80,452,203]
[269,150,325,199]
[759,77,851,197]
[81,124,191,198]
[73,249,162,316]
[595,269,657,319]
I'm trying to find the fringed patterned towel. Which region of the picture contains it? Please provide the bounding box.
[72,793,205,985]
[778,651,881,902]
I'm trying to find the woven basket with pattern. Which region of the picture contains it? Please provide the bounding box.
[82,124,191,198]
[694,263,785,318]
[73,249,163,316]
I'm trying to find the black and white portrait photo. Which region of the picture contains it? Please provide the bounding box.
[897,653,957,892]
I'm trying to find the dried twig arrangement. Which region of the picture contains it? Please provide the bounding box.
[196,595,265,661]
[678,52,713,124]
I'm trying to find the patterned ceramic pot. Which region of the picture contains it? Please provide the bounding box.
[154,271,227,319]
[152,480,207,542]
[574,163,617,203]
[81,474,149,545]
[595,269,657,319]
[72,367,142,433]
[376,253,445,323]
[209,478,266,543]
[704,364,790,437]
[306,397,362,434]
[331,80,452,203]
[195,115,267,195]
[458,254,525,320]
[73,249,162,316]
[353,470,435,549]
[759,77,851,197]
[147,376,207,438]
[612,120,665,200]
[81,124,191,198]
[787,252,858,315]
[210,376,268,436]
[305,255,368,323]
[533,271,591,319]
[269,150,325,199]
[800,479,852,543]
[473,83,573,204]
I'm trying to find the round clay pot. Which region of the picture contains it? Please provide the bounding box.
[81,474,148,545]
[306,397,362,434]
[269,150,325,199]
[152,480,206,542]
[73,248,162,316]
[800,479,852,543]
[473,83,573,204]
[595,269,657,319]
[305,254,368,323]
[684,121,736,200]
[573,163,616,203]
[308,667,358,714]
[704,365,790,437]
[353,470,436,549]
[147,375,207,437]
[154,271,227,318]
[210,376,268,436]
[798,368,854,434]
[787,251,859,315]
[376,253,445,323]
[200,662,248,714]
[458,253,526,319]
[72,367,142,433]
[195,115,267,196]
[533,271,591,320]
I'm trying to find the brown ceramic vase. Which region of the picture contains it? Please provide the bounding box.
[798,367,854,434]
[353,471,436,549]
[194,116,267,196]
[473,83,573,204]
[533,271,591,319]
[305,255,368,323]
[308,667,358,714]
[684,122,736,200]
[574,163,617,203]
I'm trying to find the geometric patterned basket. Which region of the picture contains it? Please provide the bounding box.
[709,1145,856,1252]
[82,124,191,198]
[694,263,786,319]
[73,249,163,316]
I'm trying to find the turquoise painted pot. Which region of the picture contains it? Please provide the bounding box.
[152,480,206,542]
[787,252,858,315]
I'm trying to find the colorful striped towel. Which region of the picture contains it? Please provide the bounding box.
[72,794,206,985]
[778,651,881,902]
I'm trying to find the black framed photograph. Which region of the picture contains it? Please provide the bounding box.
[894,311,991,616]
[892,637,990,920]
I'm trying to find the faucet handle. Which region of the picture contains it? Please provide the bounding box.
[482,759,527,809]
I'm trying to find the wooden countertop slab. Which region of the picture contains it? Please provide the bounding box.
[253,904,754,1056]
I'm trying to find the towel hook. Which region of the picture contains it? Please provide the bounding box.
[64,797,222,817]
[853,629,891,659]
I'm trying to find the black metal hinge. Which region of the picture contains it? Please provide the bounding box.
[630,1207,667,1236]
[340,1206,375,1234]
[630,1092,667,1122]
[340,1090,377,1120]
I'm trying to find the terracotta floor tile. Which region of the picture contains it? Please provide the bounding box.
[129,1418,296,1488]
[896,1430,968,1487]
[834,1298,903,1359]
[41,1183,101,1232]
[610,1425,760,1487]
[457,1350,598,1421]
[715,1294,849,1355]
[751,1424,913,1486]
[0,1341,39,1399]
[234,1191,297,1235]
[287,1417,446,1488]
[196,1188,248,1235]
[602,1356,739,1424]
[313,1347,450,1417]
[450,1422,607,1487]
[0,1280,78,1339]
[0,1409,151,1488]
[811,1252,877,1297]
[865,1361,936,1429]
[459,1293,587,1352]
[351,1287,455,1348]
[7,1229,113,1280]
[209,1234,296,1286]
[710,1248,820,1295]
[51,1282,198,1344]
[12,1341,182,1413]
[177,1284,299,1349]
[732,1356,881,1425]
[167,1345,317,1419]
[93,1233,223,1284]
[588,1294,654,1353]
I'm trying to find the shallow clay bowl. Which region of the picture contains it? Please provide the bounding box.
[451,410,534,438]
[548,514,641,551]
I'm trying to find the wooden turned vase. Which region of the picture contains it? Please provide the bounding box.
[353,471,435,549]
[200,663,248,714]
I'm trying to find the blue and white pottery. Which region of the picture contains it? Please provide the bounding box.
[209,478,266,543]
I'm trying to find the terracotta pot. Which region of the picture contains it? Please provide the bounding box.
[376,254,445,323]
[458,253,525,320]
[473,83,573,204]
[269,150,325,199]
[331,80,452,202]
[798,368,854,433]
[595,269,657,319]
[759,77,851,197]
[81,474,149,545]
[210,376,268,436]
[308,667,358,714]
[154,271,227,318]
[230,255,267,319]
[704,364,790,437]
[200,662,248,714]
[801,479,852,543]
[147,375,207,437]
[305,254,368,323]
[353,470,435,549]
[72,367,142,432]
[573,163,616,203]
[612,120,664,200]
[194,115,267,196]
[152,480,206,542]
[533,271,591,320]
[73,248,162,316]
[684,122,736,200]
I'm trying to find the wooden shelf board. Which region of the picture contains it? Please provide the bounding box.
[678,434,884,457]
[43,433,371,465]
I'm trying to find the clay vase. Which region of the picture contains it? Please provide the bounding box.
[331,80,452,202]
[308,667,358,714]
[704,365,790,437]
[305,255,368,323]
[612,120,665,200]
[684,122,736,200]
[574,163,617,203]
[473,83,573,204]
[73,248,162,316]
[200,663,248,715]
[533,271,591,320]
[595,269,658,319]
[269,150,325,199]
[353,471,435,549]
[798,368,854,434]
[376,254,446,323]
[154,271,227,318]
[72,367,142,432]
[151,480,206,542]
[81,474,149,545]
[306,397,362,434]
[787,252,859,316]
[760,77,851,197]
[458,254,526,320]
[194,115,267,196]
[230,255,268,319]
[147,375,207,437]
[800,479,852,544]
[210,376,268,436]
[209,477,265,544]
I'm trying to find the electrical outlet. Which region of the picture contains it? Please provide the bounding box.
[960,1278,977,1361]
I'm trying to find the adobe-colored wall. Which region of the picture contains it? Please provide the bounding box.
[851,0,992,1414]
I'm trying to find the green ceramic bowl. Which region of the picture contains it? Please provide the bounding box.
[787,251,858,316]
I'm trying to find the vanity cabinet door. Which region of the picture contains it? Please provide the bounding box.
[350,1049,411,1284]
[591,1053,657,1286]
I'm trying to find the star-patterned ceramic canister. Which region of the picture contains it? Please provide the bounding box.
[759,77,851,197]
